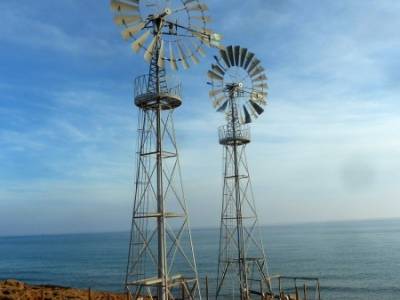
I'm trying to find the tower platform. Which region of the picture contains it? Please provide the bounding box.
[134,74,182,110]
[218,124,251,145]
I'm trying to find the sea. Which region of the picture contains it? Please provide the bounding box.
[1,218,400,300]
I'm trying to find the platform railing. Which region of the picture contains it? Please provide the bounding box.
[218,124,251,144]
[269,275,321,300]
[199,275,321,300]
[134,74,182,99]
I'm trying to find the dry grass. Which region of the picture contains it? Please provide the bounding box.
[0,279,129,300]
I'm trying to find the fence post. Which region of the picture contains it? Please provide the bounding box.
[303,284,307,300]
[278,277,281,294]
[41,287,44,300]
[205,276,209,300]
[88,287,92,300]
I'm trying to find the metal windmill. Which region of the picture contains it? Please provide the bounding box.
[111,0,222,299]
[208,45,270,300]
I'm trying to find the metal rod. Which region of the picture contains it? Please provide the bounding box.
[229,90,249,300]
[182,283,185,300]
[154,37,167,300]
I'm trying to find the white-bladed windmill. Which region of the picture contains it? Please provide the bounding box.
[111,1,222,299]
[208,45,271,300]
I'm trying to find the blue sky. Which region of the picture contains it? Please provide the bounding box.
[1,0,400,236]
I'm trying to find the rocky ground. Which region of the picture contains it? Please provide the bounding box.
[0,279,130,300]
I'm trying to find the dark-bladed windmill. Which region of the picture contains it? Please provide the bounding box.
[111,0,222,299]
[208,45,271,300]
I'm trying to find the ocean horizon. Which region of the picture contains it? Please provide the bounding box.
[1,218,400,299]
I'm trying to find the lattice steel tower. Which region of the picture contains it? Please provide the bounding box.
[207,46,271,300]
[110,0,222,299]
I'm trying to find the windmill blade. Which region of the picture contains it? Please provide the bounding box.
[214,55,227,70]
[209,88,224,97]
[208,70,223,81]
[183,0,197,4]
[243,105,252,124]
[239,47,248,67]
[212,95,226,108]
[249,99,265,115]
[210,39,225,50]
[247,58,261,74]
[114,15,141,26]
[186,3,209,11]
[192,15,212,23]
[122,22,146,39]
[196,44,206,57]
[227,46,235,66]
[217,99,229,112]
[191,26,215,36]
[234,46,241,66]
[248,102,259,119]
[190,52,200,64]
[111,0,139,12]
[177,43,190,69]
[253,90,268,98]
[251,90,268,103]
[131,30,151,53]
[212,64,225,76]
[144,35,158,63]
[253,74,267,82]
[192,31,211,47]
[243,52,255,70]
[169,43,178,71]
[192,28,223,49]
[220,49,231,68]
[191,41,206,57]
[126,0,139,3]
[250,66,265,78]
[183,43,199,65]
[254,82,268,89]
[157,39,165,68]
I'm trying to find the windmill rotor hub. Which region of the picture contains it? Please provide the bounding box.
[150,7,171,22]
[225,82,242,91]
[163,7,172,16]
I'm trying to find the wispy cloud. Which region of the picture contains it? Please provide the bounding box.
[0,1,128,59]
[1,0,400,235]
